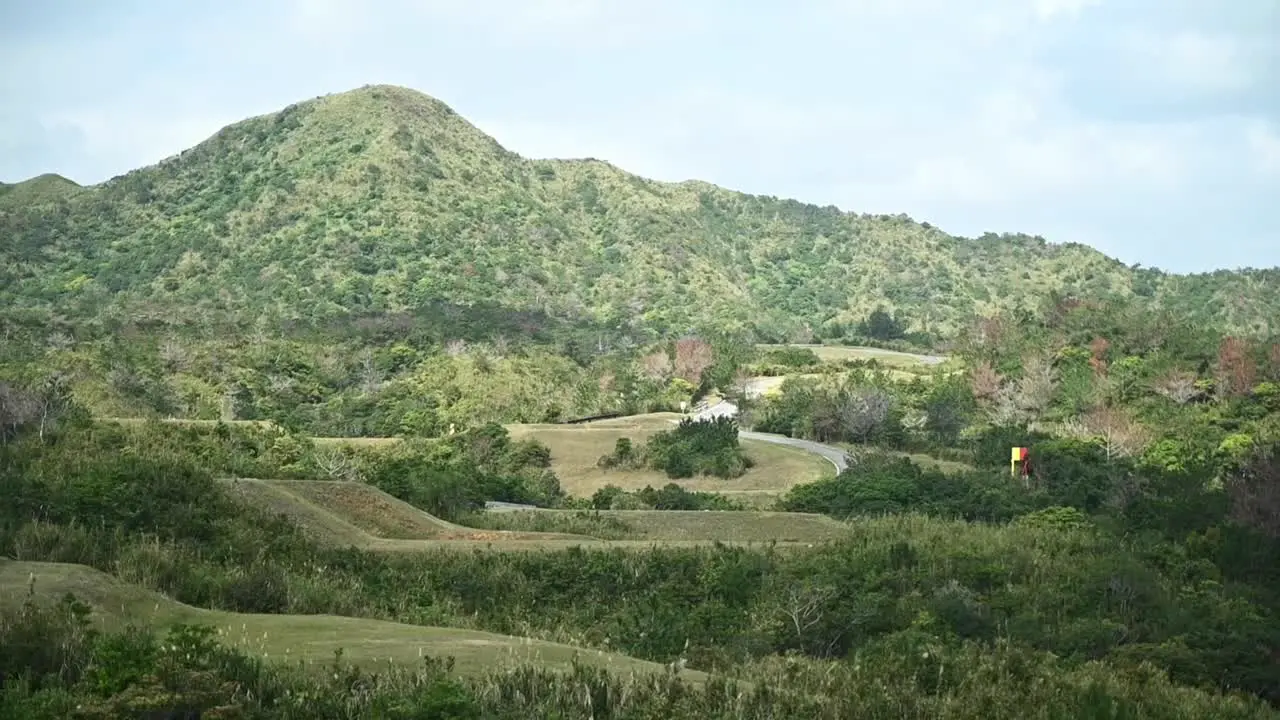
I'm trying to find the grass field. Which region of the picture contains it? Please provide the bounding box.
[836,445,978,474]
[223,479,842,551]
[474,509,853,544]
[756,343,951,370]
[507,414,834,503]
[0,559,706,680]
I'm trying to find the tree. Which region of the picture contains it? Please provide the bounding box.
[925,380,973,445]
[673,337,714,384]
[969,361,1002,405]
[638,351,672,382]
[26,374,76,442]
[993,353,1056,426]
[772,580,837,648]
[966,314,1006,362]
[860,306,904,341]
[838,387,892,443]
[0,382,38,443]
[1088,336,1110,377]
[357,348,382,395]
[1152,370,1200,405]
[1079,405,1150,461]
[1215,336,1256,398]
[1224,444,1280,539]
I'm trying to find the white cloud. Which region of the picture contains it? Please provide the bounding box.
[283,0,705,47]
[1032,0,1103,21]
[39,109,234,178]
[1123,29,1252,93]
[1247,121,1280,175]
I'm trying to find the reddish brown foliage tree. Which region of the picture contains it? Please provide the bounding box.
[969,361,1002,404]
[673,338,714,384]
[1225,446,1280,539]
[976,315,1005,352]
[1088,336,1111,377]
[1215,336,1256,398]
[1268,343,1280,381]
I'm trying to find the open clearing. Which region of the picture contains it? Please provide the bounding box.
[756,343,948,368]
[0,559,706,681]
[507,413,834,504]
[223,479,841,551]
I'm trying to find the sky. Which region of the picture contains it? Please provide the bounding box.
[2,0,1277,273]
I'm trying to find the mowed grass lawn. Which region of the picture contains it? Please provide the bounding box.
[222,479,837,551]
[506,414,834,503]
[485,509,853,544]
[0,560,704,680]
[755,343,944,368]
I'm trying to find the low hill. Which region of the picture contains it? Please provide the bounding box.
[3,83,1277,343]
[0,559,705,679]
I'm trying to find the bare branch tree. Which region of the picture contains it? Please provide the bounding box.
[0,382,39,443]
[775,581,837,643]
[1013,353,1057,422]
[357,348,382,395]
[312,446,362,482]
[639,351,673,382]
[839,387,892,443]
[444,339,469,357]
[1152,370,1200,405]
[1079,405,1151,461]
[158,337,191,372]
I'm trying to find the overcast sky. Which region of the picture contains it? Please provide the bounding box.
[2,0,1277,273]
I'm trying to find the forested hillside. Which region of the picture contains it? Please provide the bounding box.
[3,84,1278,349]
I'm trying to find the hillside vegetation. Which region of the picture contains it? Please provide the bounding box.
[4,82,1280,718]
[3,83,1278,348]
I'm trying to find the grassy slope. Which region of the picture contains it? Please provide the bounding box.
[492,509,852,544]
[4,84,1275,339]
[224,479,846,550]
[0,559,706,680]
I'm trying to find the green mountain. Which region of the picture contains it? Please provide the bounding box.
[3,84,1277,343]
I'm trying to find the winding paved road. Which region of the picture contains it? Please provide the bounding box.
[690,400,849,473]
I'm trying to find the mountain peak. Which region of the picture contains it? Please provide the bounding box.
[3,83,1277,340]
[0,173,83,205]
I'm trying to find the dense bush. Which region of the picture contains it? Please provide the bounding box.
[599,417,755,479]
[780,453,1032,522]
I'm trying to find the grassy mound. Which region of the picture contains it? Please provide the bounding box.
[0,559,704,679]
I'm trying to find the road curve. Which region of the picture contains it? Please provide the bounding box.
[739,430,848,473]
[687,401,848,473]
